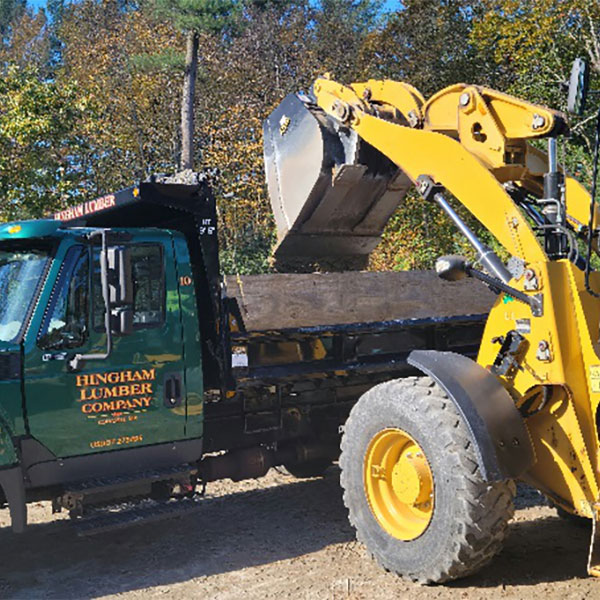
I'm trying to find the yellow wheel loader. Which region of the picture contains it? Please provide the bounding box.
[263,59,600,582]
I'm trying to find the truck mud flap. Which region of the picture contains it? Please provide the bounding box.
[408,350,535,481]
[0,465,26,533]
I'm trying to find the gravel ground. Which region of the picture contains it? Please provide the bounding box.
[0,468,597,599]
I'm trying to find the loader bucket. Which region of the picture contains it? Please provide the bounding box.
[263,93,412,271]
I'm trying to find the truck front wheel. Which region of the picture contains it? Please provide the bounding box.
[340,376,515,583]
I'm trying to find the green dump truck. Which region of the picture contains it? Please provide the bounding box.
[0,172,492,534]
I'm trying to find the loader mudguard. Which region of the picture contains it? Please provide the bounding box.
[408,350,535,482]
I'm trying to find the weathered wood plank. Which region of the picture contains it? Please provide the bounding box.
[224,271,495,331]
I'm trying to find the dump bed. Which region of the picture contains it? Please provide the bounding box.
[52,176,496,392]
[224,270,495,387]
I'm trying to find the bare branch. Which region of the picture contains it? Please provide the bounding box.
[571,113,599,132]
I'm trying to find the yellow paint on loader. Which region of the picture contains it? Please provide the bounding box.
[364,428,434,540]
[308,75,600,578]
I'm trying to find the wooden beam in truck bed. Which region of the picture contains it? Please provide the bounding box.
[224,270,495,331]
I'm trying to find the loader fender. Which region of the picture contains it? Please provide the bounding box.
[408,350,535,481]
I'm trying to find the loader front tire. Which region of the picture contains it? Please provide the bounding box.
[340,376,515,584]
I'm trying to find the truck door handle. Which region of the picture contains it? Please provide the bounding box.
[164,373,183,408]
[42,352,69,362]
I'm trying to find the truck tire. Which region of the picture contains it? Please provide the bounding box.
[284,458,332,479]
[340,376,515,584]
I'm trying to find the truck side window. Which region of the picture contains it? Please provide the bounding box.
[38,246,89,350]
[93,244,165,329]
[131,245,165,326]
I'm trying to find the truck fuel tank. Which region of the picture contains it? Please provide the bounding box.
[263,92,412,271]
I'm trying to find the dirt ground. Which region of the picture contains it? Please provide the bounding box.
[0,468,597,600]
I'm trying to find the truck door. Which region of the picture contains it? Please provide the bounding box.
[23,232,188,458]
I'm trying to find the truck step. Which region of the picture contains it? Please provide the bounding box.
[74,497,203,536]
[66,465,196,497]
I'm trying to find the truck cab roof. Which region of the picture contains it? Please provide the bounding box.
[0,220,65,241]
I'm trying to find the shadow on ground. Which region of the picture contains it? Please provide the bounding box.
[0,471,353,598]
[452,514,590,588]
[0,470,592,598]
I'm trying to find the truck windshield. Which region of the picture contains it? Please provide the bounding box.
[0,248,50,342]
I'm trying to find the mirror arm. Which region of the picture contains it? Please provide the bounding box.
[69,229,113,372]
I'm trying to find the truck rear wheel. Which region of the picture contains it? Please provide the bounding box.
[340,376,515,583]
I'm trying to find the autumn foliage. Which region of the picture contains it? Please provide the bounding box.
[1,0,599,273]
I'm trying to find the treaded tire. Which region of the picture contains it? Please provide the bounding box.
[340,376,516,584]
[284,458,333,478]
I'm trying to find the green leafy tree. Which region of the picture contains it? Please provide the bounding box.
[360,0,481,95]
[0,65,91,220]
[471,0,600,177]
[1,3,49,71]
[312,0,384,81]
[59,0,185,193]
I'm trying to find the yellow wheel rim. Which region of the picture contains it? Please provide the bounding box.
[364,428,434,540]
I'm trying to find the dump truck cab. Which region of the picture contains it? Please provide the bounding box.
[13,222,203,449]
[0,172,223,530]
[0,216,209,529]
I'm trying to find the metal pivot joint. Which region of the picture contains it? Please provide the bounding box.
[467,265,544,317]
[416,175,512,284]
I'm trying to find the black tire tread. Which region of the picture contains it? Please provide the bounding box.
[340,376,516,584]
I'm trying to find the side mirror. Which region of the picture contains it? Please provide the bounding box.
[103,246,134,336]
[435,255,470,281]
[567,58,589,116]
[70,234,133,371]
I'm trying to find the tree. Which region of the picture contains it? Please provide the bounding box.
[59,0,185,193]
[312,0,384,82]
[150,0,239,170]
[471,0,600,176]
[0,2,50,73]
[0,0,25,40]
[0,65,90,220]
[359,0,481,95]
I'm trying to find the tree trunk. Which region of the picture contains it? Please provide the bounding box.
[180,30,199,170]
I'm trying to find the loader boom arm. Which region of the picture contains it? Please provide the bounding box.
[314,78,546,262]
[265,75,599,269]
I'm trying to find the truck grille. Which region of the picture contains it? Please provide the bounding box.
[0,352,21,380]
